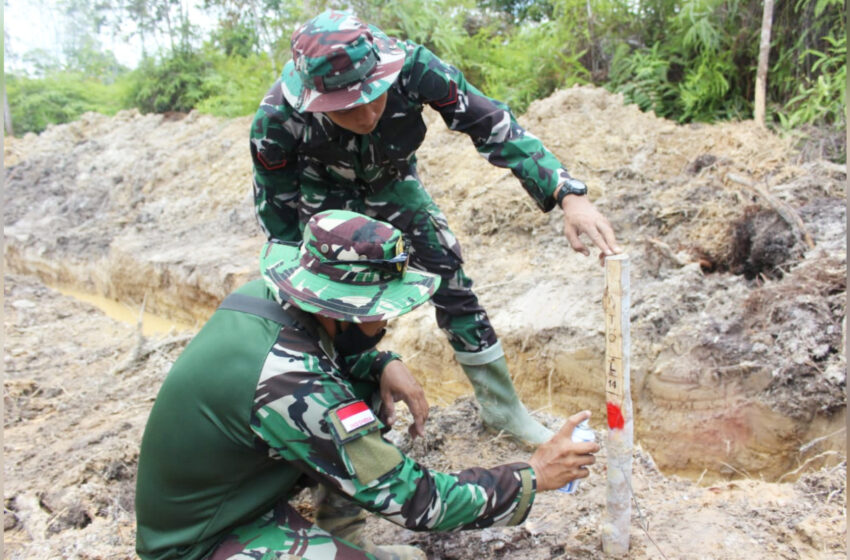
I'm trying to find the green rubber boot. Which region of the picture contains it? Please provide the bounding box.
[456,342,554,446]
[314,485,426,560]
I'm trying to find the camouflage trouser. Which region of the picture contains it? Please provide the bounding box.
[298,170,498,353]
[206,499,377,560]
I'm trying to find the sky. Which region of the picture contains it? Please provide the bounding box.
[4,0,214,74]
[5,0,141,72]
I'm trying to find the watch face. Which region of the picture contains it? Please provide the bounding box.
[566,178,587,194]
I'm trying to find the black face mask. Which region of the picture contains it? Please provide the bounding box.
[333,321,386,357]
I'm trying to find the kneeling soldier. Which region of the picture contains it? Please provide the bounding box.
[135,210,599,560]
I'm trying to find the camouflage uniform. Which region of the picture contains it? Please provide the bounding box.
[135,217,536,559]
[251,35,572,353]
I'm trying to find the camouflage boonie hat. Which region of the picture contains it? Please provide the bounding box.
[281,10,405,113]
[261,210,440,322]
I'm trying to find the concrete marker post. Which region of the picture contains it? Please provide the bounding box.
[602,254,633,555]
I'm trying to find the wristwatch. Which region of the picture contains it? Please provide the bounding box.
[555,178,588,207]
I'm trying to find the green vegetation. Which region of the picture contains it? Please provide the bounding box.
[195,52,275,117]
[4,0,845,160]
[606,0,845,130]
[128,49,211,114]
[778,30,846,129]
[455,7,591,111]
[6,72,131,134]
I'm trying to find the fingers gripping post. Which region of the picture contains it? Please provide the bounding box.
[602,254,632,555]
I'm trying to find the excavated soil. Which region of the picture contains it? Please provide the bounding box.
[4,85,847,558]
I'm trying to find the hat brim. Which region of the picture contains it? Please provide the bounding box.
[261,241,440,323]
[281,28,405,113]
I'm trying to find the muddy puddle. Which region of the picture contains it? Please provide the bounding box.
[53,284,196,336]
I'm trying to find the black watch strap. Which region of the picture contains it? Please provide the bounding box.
[555,178,588,206]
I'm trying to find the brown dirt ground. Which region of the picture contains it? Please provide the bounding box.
[4,85,847,559]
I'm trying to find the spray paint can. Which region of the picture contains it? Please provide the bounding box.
[557,419,596,494]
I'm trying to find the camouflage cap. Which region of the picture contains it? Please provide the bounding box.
[261,210,440,322]
[281,10,405,113]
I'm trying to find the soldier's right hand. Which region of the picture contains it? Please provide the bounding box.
[560,195,621,265]
[527,410,599,491]
[379,359,430,439]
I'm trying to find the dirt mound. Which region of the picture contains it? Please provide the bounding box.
[4,85,847,559]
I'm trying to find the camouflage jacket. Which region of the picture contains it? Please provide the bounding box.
[135,279,536,560]
[251,39,573,241]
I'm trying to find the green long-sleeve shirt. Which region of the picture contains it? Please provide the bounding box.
[250,39,572,241]
[135,279,536,560]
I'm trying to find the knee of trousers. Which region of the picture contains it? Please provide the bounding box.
[402,203,465,274]
[432,283,499,352]
[431,280,486,318]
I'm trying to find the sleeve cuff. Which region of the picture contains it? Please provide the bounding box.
[507,463,537,526]
[540,171,575,213]
[372,351,401,378]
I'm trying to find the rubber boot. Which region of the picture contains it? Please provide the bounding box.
[313,485,426,560]
[456,342,554,446]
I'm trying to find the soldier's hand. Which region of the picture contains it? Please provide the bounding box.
[560,196,621,265]
[527,410,599,491]
[380,360,429,439]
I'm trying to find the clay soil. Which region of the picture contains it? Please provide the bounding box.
[4,86,847,559]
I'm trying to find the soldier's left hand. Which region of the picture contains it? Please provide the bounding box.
[560,195,621,265]
[380,360,430,438]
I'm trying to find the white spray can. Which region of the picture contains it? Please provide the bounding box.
[557,419,596,494]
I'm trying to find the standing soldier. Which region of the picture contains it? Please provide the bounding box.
[135,211,600,560]
[250,10,621,445]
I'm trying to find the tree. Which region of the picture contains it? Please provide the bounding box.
[4,84,14,136]
[476,0,554,22]
[121,0,200,59]
[202,0,307,76]
[754,0,774,126]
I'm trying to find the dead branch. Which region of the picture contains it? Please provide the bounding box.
[718,461,753,479]
[645,237,689,267]
[799,427,847,454]
[726,172,815,249]
[110,333,193,377]
[777,450,844,483]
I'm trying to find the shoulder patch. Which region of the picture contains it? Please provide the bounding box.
[326,400,382,445]
[336,401,377,433]
[325,400,402,486]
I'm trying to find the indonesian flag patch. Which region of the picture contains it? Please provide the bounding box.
[336,401,376,432]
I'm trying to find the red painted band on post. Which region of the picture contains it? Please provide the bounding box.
[607,402,625,429]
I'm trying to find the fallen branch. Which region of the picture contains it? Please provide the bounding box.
[799,427,847,454]
[726,172,815,249]
[110,333,194,376]
[815,160,847,175]
[645,237,689,267]
[777,450,844,483]
[718,461,752,479]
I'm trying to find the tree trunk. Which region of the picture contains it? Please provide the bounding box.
[586,0,596,77]
[4,83,13,137]
[249,0,278,77]
[754,0,775,126]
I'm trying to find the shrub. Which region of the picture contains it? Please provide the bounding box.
[126,48,213,114]
[6,72,130,135]
[195,51,279,117]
